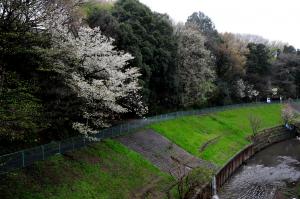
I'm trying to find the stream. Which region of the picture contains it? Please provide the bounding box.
[218,138,300,199]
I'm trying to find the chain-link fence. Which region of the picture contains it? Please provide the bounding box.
[0,101,290,174]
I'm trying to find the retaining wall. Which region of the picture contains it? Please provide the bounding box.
[215,144,254,191]
[253,125,297,152]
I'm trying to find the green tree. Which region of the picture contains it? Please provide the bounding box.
[0,1,51,146]
[283,45,297,54]
[272,53,300,98]
[0,72,46,153]
[87,0,178,113]
[212,33,249,103]
[0,0,84,144]
[245,43,272,97]
[186,11,219,46]
[85,2,120,40]
[174,24,216,107]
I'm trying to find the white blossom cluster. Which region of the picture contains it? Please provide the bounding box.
[271,88,278,96]
[46,13,147,136]
[247,84,259,99]
[235,79,259,99]
[235,79,246,98]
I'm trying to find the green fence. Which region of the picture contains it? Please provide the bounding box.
[0,101,285,174]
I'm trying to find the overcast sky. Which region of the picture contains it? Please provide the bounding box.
[139,0,300,48]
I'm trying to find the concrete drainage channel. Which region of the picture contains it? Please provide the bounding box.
[195,125,298,199]
[117,129,216,178]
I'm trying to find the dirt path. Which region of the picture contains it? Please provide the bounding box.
[117,129,216,178]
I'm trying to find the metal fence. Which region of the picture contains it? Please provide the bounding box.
[0,101,288,174]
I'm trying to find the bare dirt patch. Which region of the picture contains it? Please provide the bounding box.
[64,151,101,165]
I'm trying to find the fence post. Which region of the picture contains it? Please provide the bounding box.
[72,138,75,151]
[41,146,45,160]
[119,125,122,136]
[110,127,113,138]
[58,142,61,154]
[22,151,25,167]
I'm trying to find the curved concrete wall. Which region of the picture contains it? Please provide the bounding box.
[253,125,297,152]
[195,124,298,199]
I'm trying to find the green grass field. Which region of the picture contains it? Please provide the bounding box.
[0,140,175,199]
[150,104,282,166]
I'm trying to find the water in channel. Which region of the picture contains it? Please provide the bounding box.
[218,138,300,199]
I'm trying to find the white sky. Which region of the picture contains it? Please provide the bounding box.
[139,0,300,48]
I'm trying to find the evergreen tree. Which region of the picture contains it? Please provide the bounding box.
[245,43,272,97]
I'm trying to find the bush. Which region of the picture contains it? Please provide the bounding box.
[248,114,262,137]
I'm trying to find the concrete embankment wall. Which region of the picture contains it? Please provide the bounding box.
[195,125,298,199]
[253,125,297,152]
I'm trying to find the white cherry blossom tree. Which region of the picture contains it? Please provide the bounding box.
[46,13,147,136]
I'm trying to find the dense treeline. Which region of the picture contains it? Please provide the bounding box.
[1,0,300,151]
[87,0,178,112]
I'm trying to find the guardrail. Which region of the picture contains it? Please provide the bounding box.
[0,101,285,174]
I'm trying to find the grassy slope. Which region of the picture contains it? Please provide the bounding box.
[0,104,284,198]
[150,104,282,166]
[0,140,175,199]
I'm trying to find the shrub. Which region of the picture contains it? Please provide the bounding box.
[248,114,262,137]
